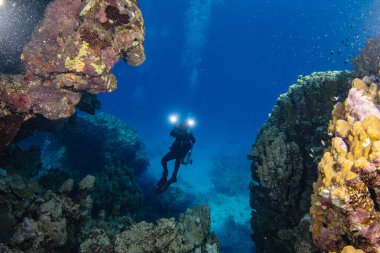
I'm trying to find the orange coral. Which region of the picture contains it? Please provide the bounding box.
[311,78,380,253]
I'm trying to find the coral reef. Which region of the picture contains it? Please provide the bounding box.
[1,167,218,253]
[39,112,149,177]
[0,111,150,223]
[353,35,380,78]
[0,0,145,149]
[20,112,148,217]
[310,77,380,253]
[0,172,42,242]
[0,173,93,252]
[248,71,353,253]
[0,170,218,253]
[113,206,219,253]
[90,165,143,217]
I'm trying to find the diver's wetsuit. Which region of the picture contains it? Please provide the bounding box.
[157,125,196,192]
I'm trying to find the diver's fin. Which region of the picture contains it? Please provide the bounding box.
[156,176,167,187]
[158,177,177,193]
[156,176,168,193]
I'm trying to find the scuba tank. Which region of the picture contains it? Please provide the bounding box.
[181,146,193,165]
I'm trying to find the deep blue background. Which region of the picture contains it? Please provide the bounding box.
[100,0,376,158]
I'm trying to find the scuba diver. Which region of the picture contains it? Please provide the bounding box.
[156,116,196,193]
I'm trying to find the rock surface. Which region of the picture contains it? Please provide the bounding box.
[0,0,146,149]
[248,71,353,253]
[311,77,380,253]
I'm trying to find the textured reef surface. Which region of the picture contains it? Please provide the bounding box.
[249,71,353,253]
[353,35,380,79]
[0,0,145,149]
[250,33,380,253]
[311,77,380,253]
[0,111,219,252]
[0,173,218,252]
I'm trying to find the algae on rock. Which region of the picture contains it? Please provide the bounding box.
[249,71,353,253]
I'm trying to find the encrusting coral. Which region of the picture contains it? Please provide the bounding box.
[1,168,219,253]
[0,173,94,252]
[0,0,146,149]
[310,77,380,253]
[248,71,353,253]
[353,35,380,78]
[112,206,219,253]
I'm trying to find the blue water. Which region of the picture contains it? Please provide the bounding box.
[98,0,378,251]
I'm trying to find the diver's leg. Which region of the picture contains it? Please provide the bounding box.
[170,158,181,182]
[157,152,175,190]
[159,157,182,193]
[160,152,171,177]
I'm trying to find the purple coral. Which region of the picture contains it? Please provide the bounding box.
[0,0,146,149]
[346,88,380,121]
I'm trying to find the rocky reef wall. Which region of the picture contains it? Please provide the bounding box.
[0,0,146,149]
[310,77,380,252]
[250,33,380,253]
[249,71,353,253]
[0,106,219,252]
[0,170,218,253]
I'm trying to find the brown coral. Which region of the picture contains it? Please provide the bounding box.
[249,71,353,253]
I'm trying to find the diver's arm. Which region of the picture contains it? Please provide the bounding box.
[170,127,179,137]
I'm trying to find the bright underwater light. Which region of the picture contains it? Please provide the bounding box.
[169,114,179,124]
[0,0,6,7]
[186,118,195,127]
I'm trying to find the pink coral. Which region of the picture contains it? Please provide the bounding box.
[9,94,31,112]
[346,88,380,121]
[0,0,146,149]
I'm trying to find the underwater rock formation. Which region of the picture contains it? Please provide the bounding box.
[0,173,94,252]
[0,111,148,220]
[40,112,149,177]
[0,0,145,149]
[249,71,353,253]
[35,112,148,217]
[0,172,42,242]
[353,35,380,78]
[310,77,380,253]
[1,167,219,253]
[112,206,219,253]
[0,170,219,253]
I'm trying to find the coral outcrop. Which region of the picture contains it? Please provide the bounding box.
[0,0,145,149]
[112,206,219,253]
[0,111,150,223]
[28,112,148,217]
[0,163,218,253]
[248,71,353,253]
[0,169,218,253]
[39,112,149,177]
[310,77,380,253]
[0,173,94,252]
[354,35,380,78]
